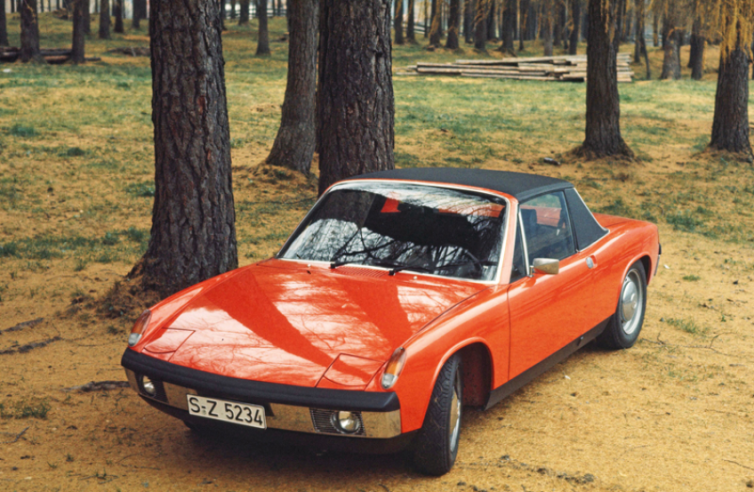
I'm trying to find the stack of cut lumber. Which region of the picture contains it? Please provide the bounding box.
[0,47,100,64]
[398,53,634,83]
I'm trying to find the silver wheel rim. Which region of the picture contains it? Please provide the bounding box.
[620,269,643,336]
[449,369,462,453]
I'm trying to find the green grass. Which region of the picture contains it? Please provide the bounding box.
[664,317,709,337]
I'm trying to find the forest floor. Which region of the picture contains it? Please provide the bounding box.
[1,13,754,492]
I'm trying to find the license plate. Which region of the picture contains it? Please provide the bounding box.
[187,395,266,429]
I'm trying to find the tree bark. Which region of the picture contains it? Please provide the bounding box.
[132,0,143,29]
[1,1,9,47]
[710,42,751,155]
[474,0,489,50]
[239,0,249,24]
[553,1,562,49]
[464,0,473,44]
[133,0,237,299]
[99,0,110,39]
[114,0,124,33]
[519,0,529,49]
[256,0,270,54]
[429,0,441,45]
[446,0,460,48]
[689,17,705,80]
[407,0,415,42]
[394,0,404,44]
[502,0,515,53]
[230,0,236,18]
[20,0,45,63]
[84,0,91,34]
[542,0,553,56]
[633,0,642,63]
[317,0,395,196]
[660,22,680,80]
[71,0,86,63]
[568,0,580,54]
[577,0,632,159]
[486,0,495,40]
[652,11,658,47]
[266,0,317,174]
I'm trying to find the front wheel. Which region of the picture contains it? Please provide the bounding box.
[596,260,647,349]
[412,353,463,476]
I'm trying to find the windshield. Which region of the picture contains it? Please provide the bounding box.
[279,182,507,281]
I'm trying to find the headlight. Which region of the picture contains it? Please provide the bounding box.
[140,375,157,397]
[381,347,407,389]
[128,309,152,346]
[331,411,361,434]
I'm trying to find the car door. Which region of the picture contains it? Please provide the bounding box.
[507,191,594,379]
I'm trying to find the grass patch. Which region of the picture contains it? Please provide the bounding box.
[125,181,155,198]
[664,317,709,336]
[8,124,37,137]
[682,274,701,281]
[0,399,51,419]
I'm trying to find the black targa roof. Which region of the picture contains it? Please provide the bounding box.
[351,168,572,202]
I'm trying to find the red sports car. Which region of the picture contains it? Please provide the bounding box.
[122,168,660,475]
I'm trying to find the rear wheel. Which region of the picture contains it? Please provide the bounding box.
[412,353,463,476]
[597,261,647,349]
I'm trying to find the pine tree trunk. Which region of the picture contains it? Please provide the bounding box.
[266,0,317,174]
[652,12,658,47]
[542,0,553,56]
[394,0,404,44]
[578,0,632,159]
[132,0,142,28]
[502,0,514,52]
[1,3,9,46]
[99,0,110,39]
[407,0,415,42]
[474,0,488,50]
[518,0,528,49]
[239,0,249,24]
[20,0,46,63]
[568,0,579,54]
[134,0,237,298]
[71,0,86,62]
[256,0,270,54]
[633,0,642,63]
[446,0,459,48]
[114,0,123,33]
[486,0,494,40]
[317,0,394,196]
[230,0,236,18]
[553,1,562,49]
[710,46,751,155]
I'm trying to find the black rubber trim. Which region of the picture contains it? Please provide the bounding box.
[122,349,400,412]
[142,397,416,454]
[484,318,609,409]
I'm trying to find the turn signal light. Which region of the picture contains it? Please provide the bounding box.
[381,347,407,389]
[128,309,152,347]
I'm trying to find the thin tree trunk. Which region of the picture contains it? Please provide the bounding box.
[133,0,237,298]
[230,0,236,18]
[266,0,318,174]
[568,0,580,54]
[652,11,658,47]
[577,0,632,159]
[239,0,249,23]
[446,0,460,48]
[1,1,9,47]
[486,0,494,39]
[20,0,46,63]
[114,0,123,32]
[99,0,110,38]
[256,0,270,54]
[132,0,142,28]
[316,0,395,196]
[689,17,705,80]
[542,0,553,56]
[464,0,473,44]
[423,0,428,38]
[660,23,680,79]
[84,0,91,34]
[518,0,528,49]
[710,43,751,155]
[71,0,85,63]
[474,0,489,50]
[553,1,562,49]
[394,0,404,44]
[633,0,642,63]
[407,0,415,42]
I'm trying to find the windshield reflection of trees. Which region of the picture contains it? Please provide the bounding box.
[282,185,506,280]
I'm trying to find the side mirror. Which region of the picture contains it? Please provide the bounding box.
[532,258,560,275]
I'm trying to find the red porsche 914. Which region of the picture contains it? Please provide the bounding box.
[122,168,660,475]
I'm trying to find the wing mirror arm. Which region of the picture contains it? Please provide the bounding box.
[532,258,560,275]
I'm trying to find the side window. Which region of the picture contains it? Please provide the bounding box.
[520,192,575,262]
[510,220,527,283]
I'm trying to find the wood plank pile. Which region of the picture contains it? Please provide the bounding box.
[0,47,100,64]
[398,53,634,83]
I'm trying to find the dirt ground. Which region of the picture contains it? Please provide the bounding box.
[2,14,754,492]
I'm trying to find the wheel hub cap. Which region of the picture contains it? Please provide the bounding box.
[449,374,462,452]
[621,280,638,322]
[620,271,643,336]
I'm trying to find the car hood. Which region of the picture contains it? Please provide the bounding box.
[142,260,486,388]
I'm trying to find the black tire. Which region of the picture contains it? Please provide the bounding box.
[412,353,463,476]
[596,260,647,349]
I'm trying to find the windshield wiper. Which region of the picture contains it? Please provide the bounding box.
[368,260,434,276]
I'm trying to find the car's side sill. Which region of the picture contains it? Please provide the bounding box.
[484,318,610,410]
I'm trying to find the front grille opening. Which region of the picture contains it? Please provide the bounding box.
[310,408,365,436]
